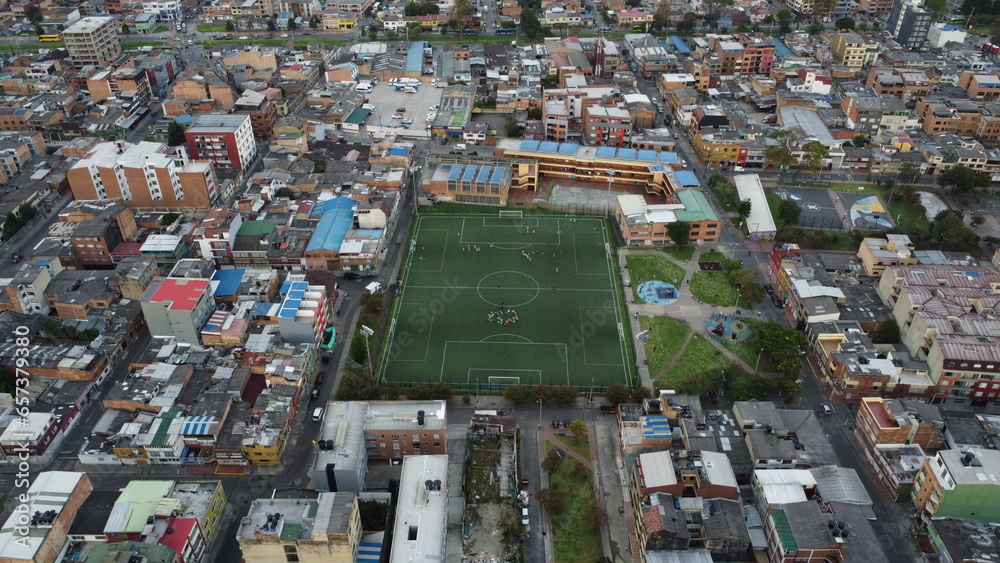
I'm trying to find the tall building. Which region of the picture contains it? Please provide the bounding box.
[887,0,932,50]
[390,456,448,563]
[0,472,93,563]
[912,447,1000,523]
[829,32,879,70]
[62,16,121,68]
[66,141,221,210]
[184,114,257,171]
[237,493,363,563]
[139,276,215,344]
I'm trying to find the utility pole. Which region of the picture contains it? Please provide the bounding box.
[361,325,375,384]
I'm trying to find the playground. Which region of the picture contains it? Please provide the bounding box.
[704,312,752,343]
[377,213,632,389]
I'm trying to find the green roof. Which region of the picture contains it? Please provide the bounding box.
[674,189,719,222]
[237,221,277,237]
[117,480,175,533]
[280,523,302,540]
[151,407,183,446]
[85,541,178,563]
[770,508,799,553]
[344,107,372,125]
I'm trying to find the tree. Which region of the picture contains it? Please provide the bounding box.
[872,318,900,344]
[520,7,541,38]
[504,116,522,137]
[852,133,870,148]
[167,121,186,146]
[287,18,296,31]
[225,20,236,32]
[527,107,542,120]
[25,4,43,23]
[453,0,473,19]
[421,0,440,14]
[652,1,671,31]
[938,165,990,194]
[932,211,979,250]
[666,220,691,246]
[897,162,922,185]
[568,419,587,439]
[924,0,946,18]
[801,140,829,172]
[776,9,793,35]
[604,383,631,405]
[407,384,432,400]
[676,12,700,34]
[503,385,532,405]
[431,382,453,400]
[701,0,734,27]
[121,22,130,34]
[34,23,44,36]
[541,450,564,473]
[159,212,180,226]
[765,128,802,171]
[246,20,253,30]
[266,18,277,31]
[971,214,986,227]
[834,16,856,30]
[549,385,578,406]
[310,16,320,29]
[736,198,753,221]
[777,199,802,232]
[728,269,765,304]
[806,23,824,34]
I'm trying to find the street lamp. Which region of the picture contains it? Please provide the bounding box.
[734,288,741,310]
[360,325,375,384]
[538,399,543,429]
[755,347,764,372]
[719,370,726,399]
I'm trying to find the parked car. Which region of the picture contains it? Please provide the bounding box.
[551,420,560,428]
[391,113,403,119]
[310,388,320,400]
[820,403,834,416]
[764,284,774,294]
[343,271,361,280]
[402,117,413,125]
[521,507,529,525]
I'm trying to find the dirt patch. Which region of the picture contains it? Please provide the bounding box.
[464,502,509,562]
[464,436,520,562]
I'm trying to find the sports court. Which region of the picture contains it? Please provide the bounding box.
[377,213,632,390]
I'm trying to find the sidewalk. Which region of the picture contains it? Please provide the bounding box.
[619,248,760,388]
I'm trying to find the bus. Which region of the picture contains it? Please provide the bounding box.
[38,34,61,42]
[496,27,517,35]
[949,15,966,24]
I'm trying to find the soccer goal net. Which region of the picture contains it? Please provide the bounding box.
[498,210,523,219]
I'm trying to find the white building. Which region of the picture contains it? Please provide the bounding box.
[62,16,121,67]
[0,472,92,562]
[926,23,968,48]
[734,174,777,241]
[142,0,182,21]
[390,455,448,563]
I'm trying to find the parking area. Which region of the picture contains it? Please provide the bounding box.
[776,186,846,230]
[363,81,443,130]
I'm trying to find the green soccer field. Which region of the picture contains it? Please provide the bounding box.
[377,214,632,390]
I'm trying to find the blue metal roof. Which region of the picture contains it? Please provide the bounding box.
[520,139,540,151]
[462,165,477,182]
[252,302,273,316]
[354,229,382,239]
[772,38,794,58]
[618,148,637,160]
[637,149,658,161]
[279,281,309,318]
[449,165,464,181]
[388,147,410,157]
[675,170,700,187]
[476,166,491,183]
[306,197,356,253]
[211,268,245,297]
[558,142,579,153]
[538,141,559,152]
[596,146,617,158]
[659,152,679,163]
[490,167,505,183]
[669,36,691,53]
[182,416,217,436]
[642,416,672,439]
[406,42,425,72]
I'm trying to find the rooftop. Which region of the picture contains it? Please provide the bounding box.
[389,455,448,563]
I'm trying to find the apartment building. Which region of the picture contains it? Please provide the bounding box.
[877,265,1000,404]
[887,0,932,49]
[237,493,362,563]
[185,114,257,171]
[830,32,879,71]
[187,207,243,267]
[71,219,125,268]
[233,90,277,143]
[0,472,92,563]
[914,98,984,137]
[842,96,911,135]
[912,447,1000,523]
[582,104,631,147]
[857,235,917,277]
[139,276,215,344]
[0,106,65,134]
[856,397,945,452]
[866,68,931,107]
[66,141,221,210]
[86,67,153,106]
[859,0,893,16]
[958,71,1000,102]
[62,16,121,68]
[389,456,449,563]
[170,71,238,112]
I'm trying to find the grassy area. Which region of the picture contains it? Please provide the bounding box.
[662,246,696,262]
[724,319,779,372]
[627,254,686,302]
[550,433,592,461]
[546,453,602,563]
[700,250,726,263]
[197,23,230,32]
[639,316,691,375]
[690,271,738,306]
[887,197,931,232]
[660,334,728,391]
[153,26,169,33]
[122,40,164,48]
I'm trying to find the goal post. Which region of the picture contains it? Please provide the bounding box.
[498,210,523,219]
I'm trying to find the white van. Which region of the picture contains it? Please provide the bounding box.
[455,143,467,150]
[355,83,373,92]
[312,407,325,421]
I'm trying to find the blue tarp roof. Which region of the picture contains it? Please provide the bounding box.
[449,165,464,181]
[252,302,274,317]
[387,147,410,157]
[211,268,245,296]
[772,38,794,58]
[642,416,672,439]
[182,416,216,435]
[406,42,425,72]
[306,197,356,253]
[675,170,700,187]
[669,36,691,53]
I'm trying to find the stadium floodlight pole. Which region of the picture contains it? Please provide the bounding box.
[361,325,375,385]
[538,399,543,429]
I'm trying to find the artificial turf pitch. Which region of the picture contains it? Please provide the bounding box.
[377,214,631,389]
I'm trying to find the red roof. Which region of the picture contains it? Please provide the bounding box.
[111,241,142,258]
[151,278,210,311]
[158,518,198,557]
